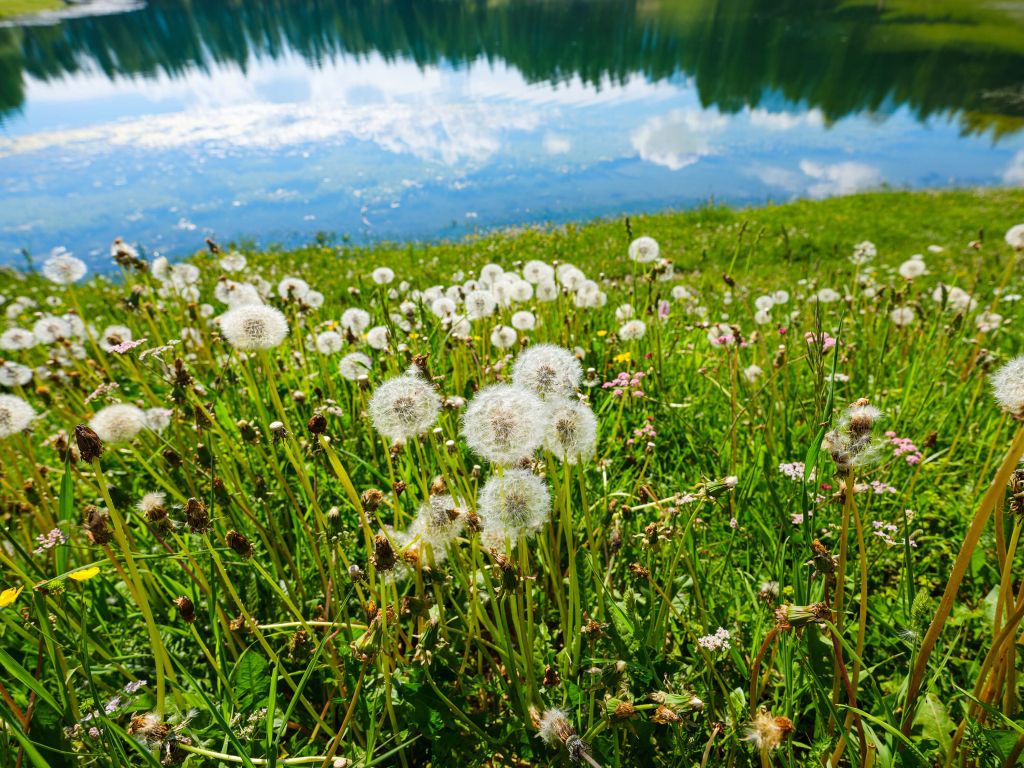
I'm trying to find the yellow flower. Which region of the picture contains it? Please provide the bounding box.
[409,332,420,340]
[69,567,101,582]
[596,330,608,337]
[614,352,632,364]
[0,586,23,608]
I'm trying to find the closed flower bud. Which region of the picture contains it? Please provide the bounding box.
[225,530,253,558]
[173,595,196,623]
[83,504,112,546]
[372,532,397,572]
[307,412,327,435]
[184,497,210,533]
[361,488,385,512]
[75,424,103,463]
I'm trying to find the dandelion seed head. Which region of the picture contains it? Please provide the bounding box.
[0,328,37,351]
[137,492,166,516]
[628,236,659,263]
[543,399,597,464]
[372,267,395,285]
[277,277,309,300]
[90,404,147,443]
[522,260,555,284]
[619,319,646,340]
[99,325,133,353]
[743,710,794,752]
[490,324,518,349]
[339,352,372,381]
[991,356,1024,416]
[218,305,289,350]
[0,361,32,388]
[898,258,927,279]
[538,707,572,745]
[511,311,536,331]
[219,252,247,272]
[463,384,545,464]
[478,469,551,539]
[890,306,915,327]
[341,308,371,335]
[316,330,344,355]
[42,250,87,285]
[369,374,441,442]
[0,394,35,438]
[1006,224,1024,250]
[366,325,390,350]
[464,290,497,320]
[32,316,72,344]
[512,344,582,398]
[412,494,466,554]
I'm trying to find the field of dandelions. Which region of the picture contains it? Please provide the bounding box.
[3,189,1024,768]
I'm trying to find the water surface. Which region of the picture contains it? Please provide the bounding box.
[1,0,1023,267]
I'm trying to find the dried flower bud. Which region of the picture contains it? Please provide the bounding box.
[361,488,385,512]
[225,530,253,558]
[75,424,103,463]
[184,497,211,533]
[173,595,196,623]
[83,505,112,546]
[372,532,397,572]
[307,412,327,435]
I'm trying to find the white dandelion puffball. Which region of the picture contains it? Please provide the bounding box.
[144,407,173,432]
[366,325,390,350]
[341,308,371,335]
[1,328,38,351]
[99,325,132,352]
[1005,224,1024,250]
[815,288,841,303]
[772,290,790,305]
[277,277,310,300]
[522,260,555,284]
[215,280,262,307]
[511,311,536,331]
[0,394,35,438]
[479,263,505,287]
[991,356,1024,415]
[304,290,324,309]
[754,309,772,325]
[339,352,372,381]
[543,398,597,464]
[490,325,518,349]
[477,469,551,540]
[316,330,344,355]
[372,266,395,285]
[743,364,763,382]
[932,285,976,313]
[629,236,660,263]
[465,290,497,320]
[431,297,457,319]
[90,403,147,443]
[512,344,582,398]
[615,304,634,322]
[369,374,441,442]
[32,316,71,344]
[0,362,32,388]
[619,319,647,340]
[898,258,927,279]
[42,250,87,285]
[890,306,915,327]
[220,252,247,272]
[754,295,774,312]
[535,279,558,302]
[412,494,467,554]
[219,305,289,350]
[462,384,545,465]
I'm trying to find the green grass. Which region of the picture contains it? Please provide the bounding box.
[0,0,63,20]
[1,187,1024,767]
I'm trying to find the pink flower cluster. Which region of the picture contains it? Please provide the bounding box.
[873,520,917,548]
[778,461,814,482]
[627,419,657,446]
[885,431,922,465]
[603,371,646,398]
[804,331,837,351]
[34,527,67,555]
[871,480,898,494]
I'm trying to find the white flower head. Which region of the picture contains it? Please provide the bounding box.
[898,258,927,279]
[462,384,545,464]
[0,328,37,351]
[478,468,551,540]
[372,267,395,285]
[341,308,371,335]
[629,236,660,263]
[369,374,441,442]
[220,252,247,272]
[619,319,646,340]
[511,344,582,398]
[339,352,372,381]
[511,311,536,331]
[316,330,344,355]
[144,408,173,432]
[0,361,32,388]
[366,325,390,351]
[490,325,518,349]
[1005,224,1024,250]
[543,399,597,464]
[0,394,35,437]
[991,356,1024,416]
[99,325,133,353]
[890,306,915,327]
[465,290,498,320]
[411,493,467,556]
[90,404,147,443]
[219,305,289,350]
[32,316,72,345]
[522,260,555,285]
[42,250,87,285]
[277,277,309,300]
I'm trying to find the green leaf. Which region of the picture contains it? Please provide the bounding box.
[56,453,73,573]
[917,693,955,757]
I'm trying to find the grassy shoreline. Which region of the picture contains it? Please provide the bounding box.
[0,0,63,20]
[1,187,1024,766]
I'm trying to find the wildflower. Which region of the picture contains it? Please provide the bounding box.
[42,249,88,285]
[33,528,67,555]
[0,361,32,388]
[316,330,343,354]
[815,288,841,303]
[850,240,876,265]
[184,497,211,533]
[90,404,147,444]
[138,492,168,522]
[991,356,1024,417]
[823,398,884,473]
[890,306,915,327]
[490,325,517,349]
[369,374,441,442]
[372,267,395,285]
[339,352,372,381]
[0,586,23,608]
[366,326,390,350]
[128,713,169,747]
[462,384,545,464]
[543,399,597,464]
[99,325,133,353]
[32,315,72,344]
[898,257,927,279]
[697,627,731,652]
[628,236,659,263]
[743,364,763,382]
[536,279,558,301]
[1006,224,1024,250]
[619,319,646,340]
[523,260,554,284]
[219,305,289,350]
[464,290,497,320]
[277,277,310,300]
[144,408,173,432]
[744,710,795,752]
[511,311,536,331]
[512,344,582,398]
[341,308,371,335]
[220,252,246,272]
[931,284,976,312]
[411,494,466,555]
[534,707,592,763]
[976,311,1003,333]
[478,469,551,540]
[804,331,836,351]
[0,328,37,351]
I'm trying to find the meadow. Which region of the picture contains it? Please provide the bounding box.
[2,188,1024,767]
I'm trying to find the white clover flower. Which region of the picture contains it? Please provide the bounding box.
[411,494,467,556]
[0,394,35,438]
[535,279,558,302]
[619,319,646,340]
[490,325,518,349]
[522,260,555,284]
[90,404,147,443]
[32,316,71,344]
[42,249,87,285]
[0,328,36,351]
[511,311,536,331]
[369,374,441,442]
[992,356,1024,416]
[220,252,247,272]
[898,258,927,279]
[1005,224,1024,250]
[431,297,457,319]
[99,325,132,353]
[465,290,497,320]
[615,304,634,322]
[543,399,597,464]
[366,325,390,350]
[890,306,915,327]
[277,277,310,300]
[512,344,582,398]
[743,364,763,382]
[144,408,173,432]
[372,267,395,285]
[477,468,551,540]
[462,384,545,464]
[0,361,32,388]
[316,330,344,355]
[629,236,660,263]
[339,352,372,381]
[341,308,371,335]
[219,305,289,350]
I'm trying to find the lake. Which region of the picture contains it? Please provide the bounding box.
[1,0,1022,269]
